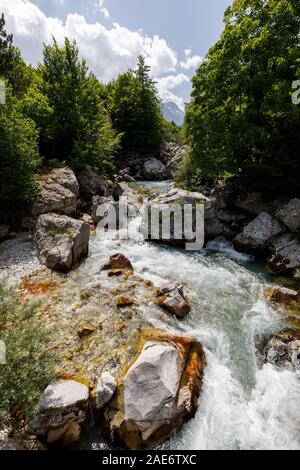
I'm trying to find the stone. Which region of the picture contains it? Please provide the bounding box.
[80,213,94,226]
[32,168,79,216]
[116,296,134,307]
[265,286,299,305]
[92,372,117,410]
[35,213,90,272]
[101,330,206,449]
[143,158,169,181]
[275,199,300,233]
[267,234,300,273]
[142,187,208,246]
[78,169,107,197]
[91,195,116,225]
[30,379,89,447]
[264,336,300,369]
[234,212,285,252]
[103,254,133,271]
[77,323,96,339]
[156,284,191,319]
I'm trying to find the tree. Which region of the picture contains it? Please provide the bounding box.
[184,0,300,194]
[39,38,119,174]
[0,86,40,226]
[110,55,164,155]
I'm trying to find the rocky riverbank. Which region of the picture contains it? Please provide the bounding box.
[0,165,299,451]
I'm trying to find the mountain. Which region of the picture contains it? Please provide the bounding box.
[162,101,185,127]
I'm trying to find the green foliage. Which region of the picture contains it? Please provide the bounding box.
[39,38,119,175]
[0,281,56,427]
[185,0,300,193]
[0,86,40,226]
[109,55,164,155]
[174,151,206,192]
[163,119,185,145]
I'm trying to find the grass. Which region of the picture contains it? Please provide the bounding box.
[0,280,57,428]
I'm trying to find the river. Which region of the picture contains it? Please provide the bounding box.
[78,181,300,451]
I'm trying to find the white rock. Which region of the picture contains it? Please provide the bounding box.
[93,372,117,410]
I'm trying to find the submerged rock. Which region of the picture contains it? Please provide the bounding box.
[101,330,206,449]
[267,234,300,273]
[30,379,89,447]
[35,213,90,272]
[156,283,191,318]
[234,212,285,252]
[32,168,79,217]
[92,372,117,411]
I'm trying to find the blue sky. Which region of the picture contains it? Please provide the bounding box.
[0,0,232,108]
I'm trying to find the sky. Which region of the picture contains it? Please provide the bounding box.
[0,0,232,110]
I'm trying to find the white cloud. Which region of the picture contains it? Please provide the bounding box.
[156,73,189,110]
[98,0,109,20]
[180,51,203,70]
[0,0,178,81]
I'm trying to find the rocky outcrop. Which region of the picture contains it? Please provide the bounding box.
[162,143,189,176]
[143,158,169,181]
[234,212,285,253]
[78,169,107,198]
[32,168,79,217]
[275,199,300,233]
[234,192,287,216]
[35,213,90,272]
[30,379,89,447]
[103,254,133,271]
[267,234,300,273]
[92,372,117,411]
[101,330,206,449]
[156,284,191,318]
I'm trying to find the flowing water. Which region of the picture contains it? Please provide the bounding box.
[78,181,300,451]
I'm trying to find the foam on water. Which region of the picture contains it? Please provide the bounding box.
[77,200,300,450]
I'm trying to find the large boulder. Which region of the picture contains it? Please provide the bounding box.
[156,284,191,318]
[32,168,79,216]
[101,330,206,449]
[234,212,285,253]
[30,379,89,447]
[267,234,300,273]
[78,169,108,198]
[92,195,116,225]
[275,199,300,233]
[35,213,90,272]
[143,158,169,181]
[141,187,208,246]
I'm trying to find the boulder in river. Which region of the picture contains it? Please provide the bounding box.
[275,198,300,233]
[35,213,90,272]
[101,330,206,449]
[267,234,300,273]
[156,283,191,318]
[234,212,285,253]
[264,336,300,369]
[30,379,89,447]
[32,168,79,217]
[103,253,133,271]
[143,158,169,180]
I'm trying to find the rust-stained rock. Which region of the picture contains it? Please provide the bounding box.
[103,254,133,271]
[108,269,123,278]
[101,329,206,449]
[156,284,191,318]
[77,323,96,339]
[265,286,299,305]
[116,296,134,308]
